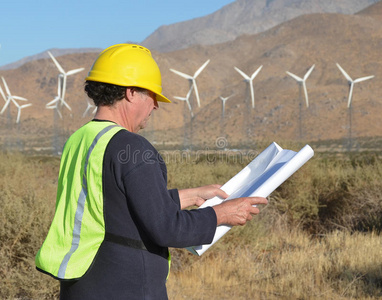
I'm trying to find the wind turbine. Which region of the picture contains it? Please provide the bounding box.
[82,98,97,118]
[336,63,374,108]
[0,76,28,115]
[286,64,315,139]
[46,74,64,118]
[220,94,234,118]
[336,63,374,151]
[286,64,315,108]
[47,51,84,111]
[14,102,32,124]
[174,86,195,149]
[234,65,262,108]
[170,59,210,108]
[219,94,234,140]
[173,85,194,118]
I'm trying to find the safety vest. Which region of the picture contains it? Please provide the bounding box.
[36,121,125,279]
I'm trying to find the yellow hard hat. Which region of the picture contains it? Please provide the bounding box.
[86,44,171,103]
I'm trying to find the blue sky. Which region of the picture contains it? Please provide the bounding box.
[0,0,234,66]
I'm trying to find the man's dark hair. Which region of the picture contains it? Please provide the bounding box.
[85,81,150,106]
[84,81,126,106]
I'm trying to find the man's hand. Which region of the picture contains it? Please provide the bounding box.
[213,197,268,226]
[178,185,228,209]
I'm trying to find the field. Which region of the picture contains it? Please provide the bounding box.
[0,146,381,299]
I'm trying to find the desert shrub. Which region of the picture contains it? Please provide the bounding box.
[0,153,60,299]
[271,153,382,233]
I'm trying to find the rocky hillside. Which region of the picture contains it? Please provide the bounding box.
[142,0,380,52]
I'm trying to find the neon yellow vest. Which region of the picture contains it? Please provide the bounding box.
[35,121,124,279]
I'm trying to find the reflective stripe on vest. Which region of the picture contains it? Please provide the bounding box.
[35,121,124,279]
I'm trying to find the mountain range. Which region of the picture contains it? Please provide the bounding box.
[0,0,381,152]
[142,0,380,52]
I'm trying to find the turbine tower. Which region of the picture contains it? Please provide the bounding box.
[234,65,262,108]
[286,64,315,139]
[170,59,210,108]
[47,51,84,111]
[336,63,374,151]
[174,86,195,149]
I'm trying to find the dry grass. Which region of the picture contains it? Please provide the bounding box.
[0,153,60,299]
[167,229,382,299]
[0,150,381,299]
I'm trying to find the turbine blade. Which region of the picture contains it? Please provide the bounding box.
[67,68,85,76]
[354,75,374,83]
[0,86,6,101]
[1,77,11,96]
[61,99,72,111]
[186,85,194,100]
[173,96,186,101]
[21,103,32,109]
[57,108,63,119]
[336,63,352,82]
[192,81,201,107]
[48,51,65,74]
[170,69,192,80]
[303,82,309,108]
[250,82,255,108]
[286,71,303,82]
[46,97,60,107]
[0,99,11,114]
[16,109,21,124]
[186,99,192,112]
[82,106,90,118]
[347,83,354,108]
[234,67,250,80]
[194,59,210,78]
[12,96,28,101]
[11,98,20,108]
[57,75,63,96]
[304,64,315,80]
[251,65,263,80]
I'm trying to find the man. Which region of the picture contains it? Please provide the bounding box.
[35,44,267,299]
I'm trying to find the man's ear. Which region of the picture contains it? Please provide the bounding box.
[125,87,135,103]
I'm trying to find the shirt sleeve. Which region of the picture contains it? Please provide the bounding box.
[121,160,217,248]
